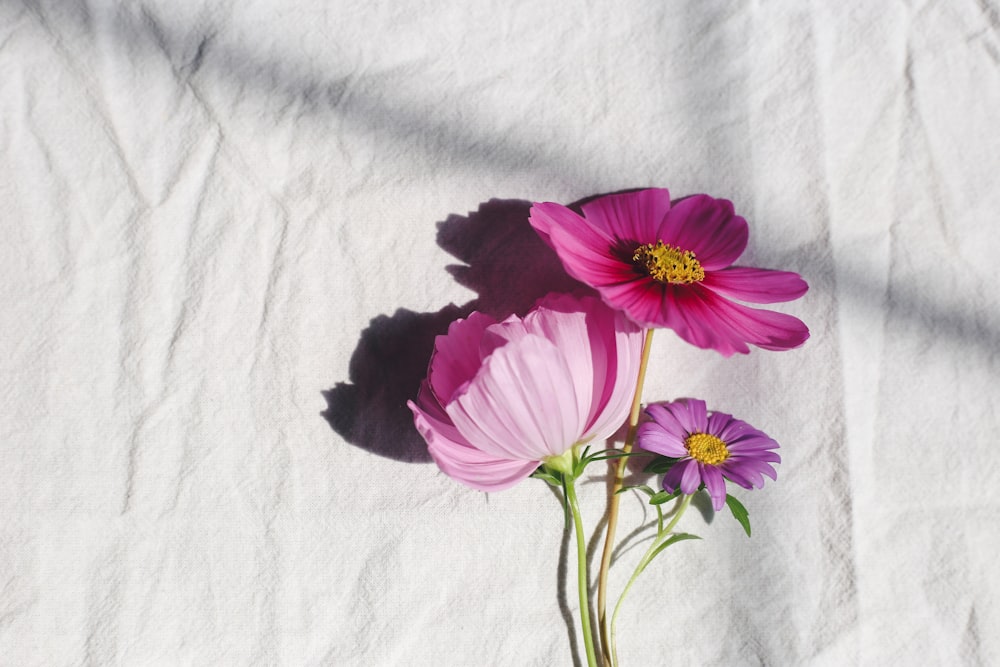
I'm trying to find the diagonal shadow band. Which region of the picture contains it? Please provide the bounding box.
[323,199,581,462]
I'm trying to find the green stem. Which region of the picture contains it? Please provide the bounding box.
[609,493,693,667]
[565,475,598,667]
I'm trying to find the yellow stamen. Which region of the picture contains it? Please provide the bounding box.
[685,432,729,465]
[632,241,705,284]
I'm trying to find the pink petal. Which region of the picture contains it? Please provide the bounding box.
[428,438,540,492]
[702,266,808,304]
[446,334,583,461]
[579,188,672,243]
[428,312,498,405]
[657,195,748,270]
[521,296,596,428]
[516,293,642,444]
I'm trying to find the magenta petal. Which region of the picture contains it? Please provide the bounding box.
[698,289,810,352]
[657,195,748,270]
[545,223,637,288]
[429,312,498,405]
[596,279,670,329]
[702,266,809,304]
[529,203,635,288]
[579,188,672,243]
[527,201,586,248]
[701,464,727,511]
[661,286,751,356]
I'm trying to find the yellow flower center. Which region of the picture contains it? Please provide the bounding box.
[685,432,730,465]
[632,241,705,284]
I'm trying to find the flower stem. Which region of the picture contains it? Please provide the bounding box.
[609,493,693,667]
[564,476,598,667]
[597,328,654,665]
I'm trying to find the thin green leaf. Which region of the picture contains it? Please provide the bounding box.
[530,469,562,488]
[643,456,681,474]
[725,494,752,537]
[616,484,656,497]
[648,532,701,562]
[649,489,681,505]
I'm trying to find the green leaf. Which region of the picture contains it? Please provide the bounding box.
[725,494,752,537]
[530,469,562,488]
[643,456,680,474]
[648,489,681,505]
[616,484,657,497]
[648,532,701,562]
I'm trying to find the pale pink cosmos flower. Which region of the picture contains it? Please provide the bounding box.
[529,188,809,356]
[637,399,780,511]
[408,293,644,491]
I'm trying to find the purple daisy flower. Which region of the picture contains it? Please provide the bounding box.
[637,399,780,511]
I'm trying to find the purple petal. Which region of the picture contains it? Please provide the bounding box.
[702,266,809,304]
[637,422,687,457]
[679,458,703,495]
[662,458,695,494]
[644,403,689,439]
[706,410,735,438]
[701,464,727,511]
[666,398,709,434]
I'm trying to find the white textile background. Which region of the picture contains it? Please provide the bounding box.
[2,0,998,665]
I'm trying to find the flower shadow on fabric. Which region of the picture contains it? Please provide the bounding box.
[322,199,580,463]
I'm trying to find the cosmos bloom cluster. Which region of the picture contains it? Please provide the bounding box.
[407,187,808,666]
[411,188,803,490]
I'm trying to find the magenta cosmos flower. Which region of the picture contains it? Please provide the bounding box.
[408,293,644,491]
[528,188,809,356]
[637,399,780,511]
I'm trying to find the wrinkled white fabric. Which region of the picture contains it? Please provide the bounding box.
[1,0,998,664]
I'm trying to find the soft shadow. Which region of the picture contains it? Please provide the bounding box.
[322,304,468,463]
[324,199,581,462]
[437,199,581,319]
